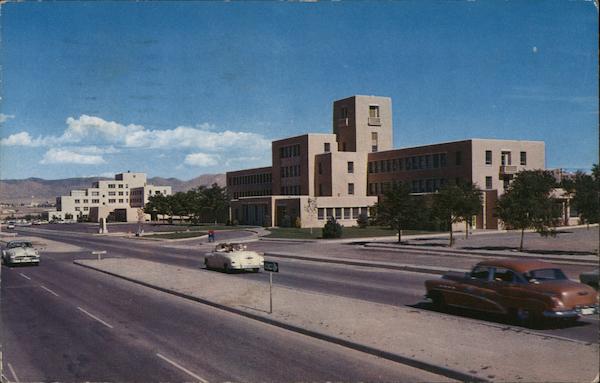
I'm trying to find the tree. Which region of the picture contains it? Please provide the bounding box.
[432,184,468,247]
[322,216,343,238]
[200,183,230,225]
[144,194,171,222]
[303,197,318,234]
[571,166,599,228]
[373,182,424,243]
[458,182,483,239]
[496,170,561,251]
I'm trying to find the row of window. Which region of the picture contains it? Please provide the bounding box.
[280,185,301,195]
[232,190,272,199]
[279,144,301,159]
[368,153,449,174]
[368,178,449,195]
[74,199,129,205]
[281,165,300,178]
[107,184,127,189]
[317,206,369,220]
[230,173,272,186]
[485,150,527,166]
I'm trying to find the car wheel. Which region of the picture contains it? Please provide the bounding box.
[511,307,540,327]
[204,259,210,269]
[429,291,445,310]
[224,263,230,273]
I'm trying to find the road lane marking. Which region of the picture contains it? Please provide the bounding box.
[7,362,20,383]
[156,353,209,383]
[40,285,60,297]
[18,273,31,280]
[77,307,114,329]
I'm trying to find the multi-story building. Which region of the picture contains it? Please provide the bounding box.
[227,95,547,229]
[48,172,172,222]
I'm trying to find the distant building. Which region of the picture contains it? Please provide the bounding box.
[227,95,551,229]
[46,172,172,222]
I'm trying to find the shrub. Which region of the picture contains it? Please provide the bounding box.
[294,216,302,228]
[322,217,343,238]
[356,212,369,228]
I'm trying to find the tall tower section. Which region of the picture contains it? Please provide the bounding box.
[332,95,393,154]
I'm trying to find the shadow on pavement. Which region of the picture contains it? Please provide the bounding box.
[408,301,591,331]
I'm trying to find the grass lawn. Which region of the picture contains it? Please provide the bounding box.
[143,231,208,240]
[265,226,438,239]
[148,224,257,232]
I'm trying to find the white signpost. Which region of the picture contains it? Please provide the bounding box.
[263,261,279,314]
[92,250,107,261]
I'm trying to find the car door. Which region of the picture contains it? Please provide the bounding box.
[445,265,492,310]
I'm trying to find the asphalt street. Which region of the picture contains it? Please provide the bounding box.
[1,250,448,382]
[10,226,599,345]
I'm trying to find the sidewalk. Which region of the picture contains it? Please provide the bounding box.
[74,258,599,383]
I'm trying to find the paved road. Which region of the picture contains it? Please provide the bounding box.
[1,253,447,382]
[13,226,599,344]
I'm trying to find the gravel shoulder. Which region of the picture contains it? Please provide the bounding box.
[75,257,599,383]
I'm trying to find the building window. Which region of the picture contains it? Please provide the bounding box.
[108,191,116,196]
[520,151,527,165]
[372,145,378,153]
[318,208,325,220]
[326,208,333,219]
[369,105,379,118]
[92,191,99,196]
[341,107,348,118]
[485,150,492,165]
[344,208,351,219]
[503,178,510,189]
[485,176,492,189]
[92,199,99,203]
[119,199,124,203]
[352,207,359,218]
[108,184,115,188]
[348,183,354,195]
[324,143,330,152]
[118,184,123,188]
[75,207,80,211]
[108,199,116,203]
[455,151,462,166]
[83,206,89,211]
[335,208,342,219]
[119,192,124,196]
[74,199,80,203]
[347,161,354,173]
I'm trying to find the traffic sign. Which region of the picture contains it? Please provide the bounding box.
[264,261,279,273]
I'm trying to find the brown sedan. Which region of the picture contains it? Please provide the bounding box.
[425,259,599,323]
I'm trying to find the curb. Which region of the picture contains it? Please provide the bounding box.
[73,260,487,383]
[363,244,599,266]
[264,252,464,275]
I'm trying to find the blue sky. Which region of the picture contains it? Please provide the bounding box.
[0,1,597,180]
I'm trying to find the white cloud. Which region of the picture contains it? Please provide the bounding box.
[40,148,106,165]
[0,113,15,123]
[1,132,36,146]
[184,152,220,167]
[63,115,144,143]
[124,125,271,154]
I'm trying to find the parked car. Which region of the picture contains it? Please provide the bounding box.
[6,223,15,229]
[425,259,598,324]
[1,240,40,266]
[204,243,264,273]
[579,268,599,289]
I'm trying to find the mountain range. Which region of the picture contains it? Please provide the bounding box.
[0,174,225,204]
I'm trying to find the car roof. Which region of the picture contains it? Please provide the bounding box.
[477,258,557,273]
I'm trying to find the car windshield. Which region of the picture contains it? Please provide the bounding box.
[522,268,567,282]
[8,242,32,249]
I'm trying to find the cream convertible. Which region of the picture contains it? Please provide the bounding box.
[204,243,264,273]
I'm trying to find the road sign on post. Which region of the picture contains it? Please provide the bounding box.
[263,261,279,314]
[264,261,279,273]
[92,250,107,261]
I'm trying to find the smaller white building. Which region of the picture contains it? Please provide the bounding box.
[46,172,172,222]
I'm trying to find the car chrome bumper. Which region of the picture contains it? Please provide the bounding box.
[543,305,599,318]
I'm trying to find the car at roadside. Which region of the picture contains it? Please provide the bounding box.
[425,259,598,324]
[579,268,599,289]
[6,223,16,229]
[1,240,40,266]
[204,243,264,273]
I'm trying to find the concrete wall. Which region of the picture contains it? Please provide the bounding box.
[333,95,393,154]
[471,139,545,196]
